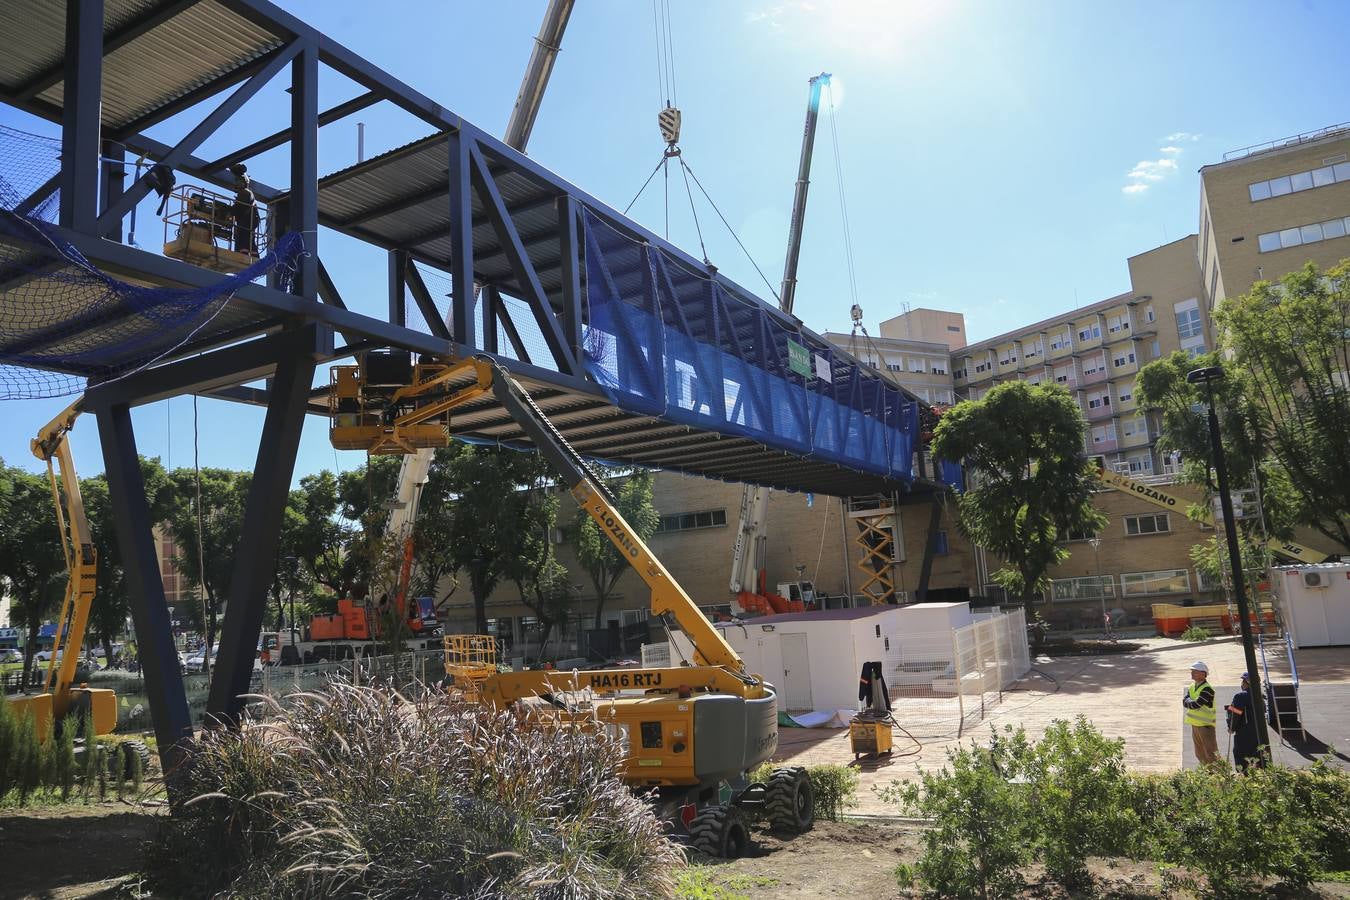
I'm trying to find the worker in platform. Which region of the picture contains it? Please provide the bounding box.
[1183,660,1219,765]
[1225,672,1263,772]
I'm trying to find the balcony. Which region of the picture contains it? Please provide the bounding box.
[1085,404,1114,421]
[1081,367,1108,385]
[1089,435,1118,452]
[1119,427,1154,449]
[1047,342,1073,360]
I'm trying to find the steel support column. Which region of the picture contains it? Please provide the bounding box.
[290,42,319,300]
[447,127,476,347]
[93,403,193,784]
[388,249,408,327]
[480,285,500,354]
[206,326,323,724]
[99,140,126,241]
[915,497,944,603]
[558,195,584,365]
[59,0,103,233]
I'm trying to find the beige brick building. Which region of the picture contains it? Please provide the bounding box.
[878,307,968,350]
[1198,124,1350,309]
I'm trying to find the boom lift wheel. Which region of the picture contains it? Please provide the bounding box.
[688,804,751,859]
[764,766,814,833]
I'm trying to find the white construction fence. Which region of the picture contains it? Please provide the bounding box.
[884,607,1031,738]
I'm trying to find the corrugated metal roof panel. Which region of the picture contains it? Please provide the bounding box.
[43,0,283,129]
[0,0,154,93]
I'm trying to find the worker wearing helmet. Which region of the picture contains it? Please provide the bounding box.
[1225,672,1263,772]
[1183,661,1219,765]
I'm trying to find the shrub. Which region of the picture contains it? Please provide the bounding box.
[14,708,42,806]
[1019,717,1136,888]
[80,710,98,802]
[1180,625,1212,642]
[1144,765,1322,897]
[55,720,76,801]
[0,694,16,801]
[880,729,1030,899]
[126,742,144,794]
[750,762,858,822]
[149,681,683,899]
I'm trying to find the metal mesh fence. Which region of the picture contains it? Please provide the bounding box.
[883,608,1029,738]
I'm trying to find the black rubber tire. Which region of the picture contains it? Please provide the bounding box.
[120,739,153,778]
[687,804,751,859]
[764,766,815,834]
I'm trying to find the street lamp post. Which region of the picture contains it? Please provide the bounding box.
[1186,365,1271,753]
[1088,536,1107,632]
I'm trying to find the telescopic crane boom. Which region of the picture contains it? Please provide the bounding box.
[730,73,830,616]
[380,0,574,621]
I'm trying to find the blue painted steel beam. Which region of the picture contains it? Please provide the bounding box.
[447,127,476,347]
[206,91,380,173]
[388,249,408,327]
[405,260,451,341]
[92,402,194,790]
[289,42,320,300]
[59,0,103,234]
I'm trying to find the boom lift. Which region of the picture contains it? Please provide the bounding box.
[340,0,576,642]
[8,399,116,738]
[329,355,813,856]
[730,73,830,617]
[1094,463,1330,564]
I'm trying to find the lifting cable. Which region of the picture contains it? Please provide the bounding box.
[824,81,861,311]
[192,394,210,671]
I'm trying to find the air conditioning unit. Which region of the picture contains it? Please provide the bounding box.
[1303,571,1329,588]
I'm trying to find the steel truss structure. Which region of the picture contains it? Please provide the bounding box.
[0,0,949,780]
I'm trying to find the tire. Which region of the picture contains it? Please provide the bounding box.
[120,739,153,778]
[687,804,751,859]
[764,766,815,834]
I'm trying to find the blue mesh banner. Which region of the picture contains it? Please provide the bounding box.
[581,210,918,483]
[939,459,964,492]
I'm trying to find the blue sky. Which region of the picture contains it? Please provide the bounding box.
[2,0,1346,482]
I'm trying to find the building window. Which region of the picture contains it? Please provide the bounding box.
[947,324,962,333]
[1112,351,1136,367]
[886,363,902,372]
[1145,306,1155,323]
[935,531,949,555]
[1091,424,1115,444]
[1087,392,1110,409]
[1258,216,1350,253]
[1176,307,1203,339]
[1124,513,1170,536]
[1107,314,1130,334]
[1121,569,1190,596]
[1051,575,1114,601]
[1063,525,1098,542]
[1077,324,1101,341]
[1054,365,1071,383]
[910,359,927,373]
[1118,382,1134,403]
[1083,356,1105,375]
[1151,340,1161,359]
[1126,454,1152,473]
[655,508,728,533]
[1249,161,1350,202]
[931,363,947,375]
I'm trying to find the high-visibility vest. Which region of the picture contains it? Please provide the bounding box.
[1185,680,1215,727]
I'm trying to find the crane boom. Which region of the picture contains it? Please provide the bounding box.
[1095,466,1330,563]
[730,73,830,614]
[380,0,574,611]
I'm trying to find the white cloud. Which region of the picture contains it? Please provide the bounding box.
[1123,139,1188,195]
[1166,131,1202,143]
[1128,158,1178,182]
[1159,145,1182,155]
[1122,183,1150,195]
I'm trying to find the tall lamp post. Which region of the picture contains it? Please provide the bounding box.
[1088,536,1107,631]
[1186,365,1271,752]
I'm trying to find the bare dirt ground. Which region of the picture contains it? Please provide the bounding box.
[695,819,1350,899]
[0,803,162,899]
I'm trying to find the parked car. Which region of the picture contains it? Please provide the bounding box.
[0,648,22,664]
[184,646,219,674]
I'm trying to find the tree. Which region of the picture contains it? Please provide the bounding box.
[0,461,66,686]
[929,382,1107,618]
[166,467,251,670]
[436,444,554,634]
[1215,261,1350,549]
[81,456,174,662]
[569,468,659,627]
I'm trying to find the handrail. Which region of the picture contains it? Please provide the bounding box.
[1222,122,1350,162]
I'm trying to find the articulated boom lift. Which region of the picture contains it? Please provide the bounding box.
[329,354,813,856]
[9,400,116,738]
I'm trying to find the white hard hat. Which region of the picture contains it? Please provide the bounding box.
[1190,661,1208,674]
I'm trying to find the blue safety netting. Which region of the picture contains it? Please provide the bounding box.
[938,458,964,493]
[580,209,919,483]
[0,123,304,399]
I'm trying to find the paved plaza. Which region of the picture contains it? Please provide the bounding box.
[767,636,1350,815]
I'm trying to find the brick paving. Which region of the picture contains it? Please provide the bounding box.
[766,637,1350,815]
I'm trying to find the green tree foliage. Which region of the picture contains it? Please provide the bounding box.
[929,383,1106,616]
[435,444,555,634]
[0,461,66,685]
[1216,260,1350,549]
[166,467,251,668]
[81,456,174,661]
[570,468,659,627]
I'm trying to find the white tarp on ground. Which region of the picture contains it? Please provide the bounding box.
[783,708,855,728]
